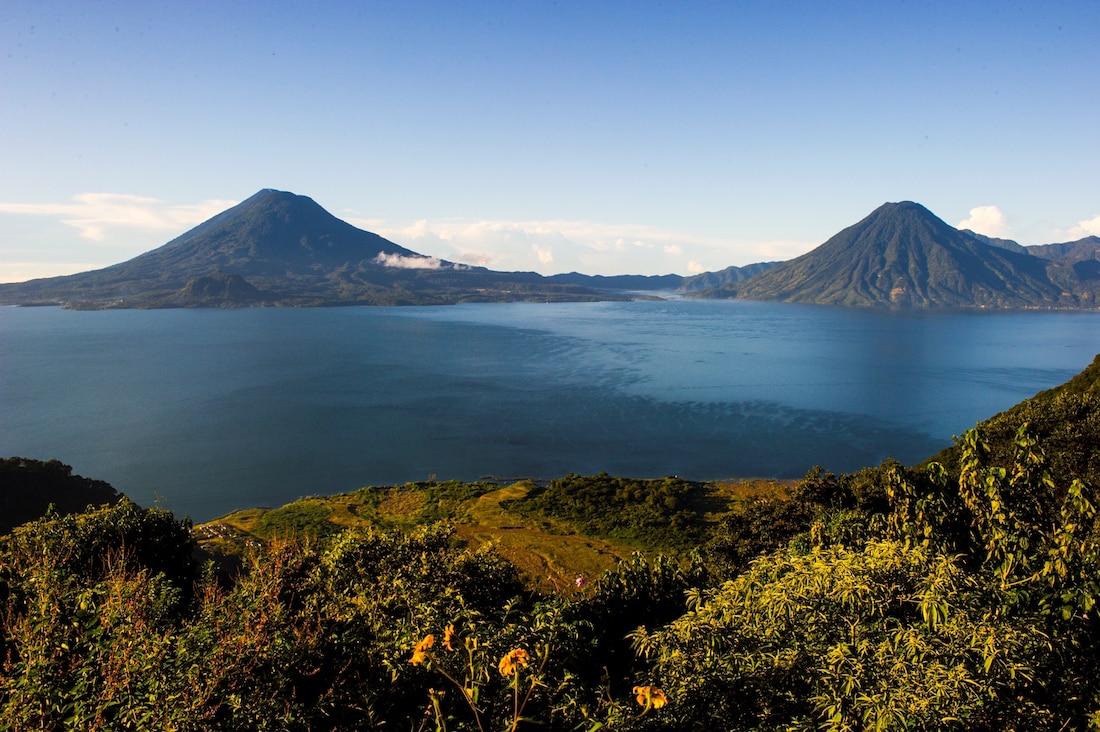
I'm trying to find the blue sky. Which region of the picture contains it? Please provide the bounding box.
[1,1,1097,282]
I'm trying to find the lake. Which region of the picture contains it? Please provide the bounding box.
[2,300,1098,522]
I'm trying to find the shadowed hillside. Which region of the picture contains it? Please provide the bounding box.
[0,457,119,533]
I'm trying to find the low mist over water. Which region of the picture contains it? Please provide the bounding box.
[3,300,1098,521]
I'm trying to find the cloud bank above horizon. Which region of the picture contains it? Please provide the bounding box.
[0,194,237,243]
[355,215,813,277]
[957,205,1100,244]
[0,191,816,282]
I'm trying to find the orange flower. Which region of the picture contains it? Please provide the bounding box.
[497,648,530,676]
[633,685,668,710]
[410,634,435,665]
[443,624,457,652]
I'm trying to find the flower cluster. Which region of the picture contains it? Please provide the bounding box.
[497,648,530,676]
[410,634,434,666]
[442,623,457,652]
[633,685,668,710]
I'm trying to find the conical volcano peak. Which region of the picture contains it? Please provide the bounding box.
[229,188,327,216]
[881,200,926,211]
[864,200,941,223]
[843,200,959,244]
[152,188,419,270]
[252,188,314,203]
[0,189,623,307]
[724,200,1074,308]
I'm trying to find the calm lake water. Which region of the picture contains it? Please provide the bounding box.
[2,300,1098,521]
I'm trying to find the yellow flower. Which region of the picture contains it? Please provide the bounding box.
[410,634,435,665]
[633,685,668,710]
[497,648,530,676]
[443,624,457,652]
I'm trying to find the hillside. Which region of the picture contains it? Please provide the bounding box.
[194,474,769,593]
[924,352,1100,485]
[0,457,119,533]
[3,353,1100,729]
[696,201,1100,308]
[679,260,780,292]
[544,272,685,291]
[1028,235,1100,264]
[0,190,625,308]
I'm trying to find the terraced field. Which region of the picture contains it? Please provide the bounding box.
[195,476,792,590]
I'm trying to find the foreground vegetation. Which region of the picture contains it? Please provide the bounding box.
[2,356,1099,730]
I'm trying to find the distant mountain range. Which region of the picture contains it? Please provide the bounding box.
[0,190,633,307]
[692,202,1100,309]
[1,190,1097,309]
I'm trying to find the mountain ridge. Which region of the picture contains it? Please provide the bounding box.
[692,201,1099,309]
[0,190,628,307]
[2,190,1097,309]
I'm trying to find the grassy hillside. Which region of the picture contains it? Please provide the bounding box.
[196,476,788,593]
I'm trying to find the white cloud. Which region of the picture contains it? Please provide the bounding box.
[1033,213,1100,244]
[351,216,803,276]
[747,240,818,262]
[1067,214,1100,239]
[0,193,237,243]
[0,195,822,280]
[532,244,554,264]
[957,205,1011,238]
[372,252,468,270]
[0,262,105,283]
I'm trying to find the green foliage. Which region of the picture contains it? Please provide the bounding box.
[562,553,708,704]
[705,492,811,574]
[0,501,200,730]
[504,473,707,551]
[283,480,502,529]
[706,465,882,577]
[633,541,1064,731]
[1,502,648,730]
[1,497,199,597]
[926,354,1100,487]
[4,360,1100,730]
[629,422,1100,731]
[387,479,505,525]
[253,498,338,538]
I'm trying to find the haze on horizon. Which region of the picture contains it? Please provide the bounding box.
[1,1,1097,284]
